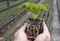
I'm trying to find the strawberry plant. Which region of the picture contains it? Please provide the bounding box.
[19,3,48,41]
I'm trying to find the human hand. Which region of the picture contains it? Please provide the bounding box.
[13,23,29,41]
[34,21,50,41]
[13,22,50,41]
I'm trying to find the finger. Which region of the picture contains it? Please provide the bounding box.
[13,31,27,41]
[35,34,46,41]
[14,23,28,37]
[35,34,50,41]
[42,21,49,34]
[42,21,50,38]
[19,23,28,32]
[43,21,48,31]
[13,23,28,41]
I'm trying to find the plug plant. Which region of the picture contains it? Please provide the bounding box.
[19,3,48,40]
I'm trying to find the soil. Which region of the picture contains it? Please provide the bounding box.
[25,18,43,41]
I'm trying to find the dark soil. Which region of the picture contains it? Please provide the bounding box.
[25,18,43,41]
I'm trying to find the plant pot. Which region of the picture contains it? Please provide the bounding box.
[25,18,43,41]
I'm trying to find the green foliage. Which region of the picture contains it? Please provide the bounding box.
[39,4,48,11]
[19,3,48,19]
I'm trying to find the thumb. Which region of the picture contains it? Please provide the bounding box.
[19,23,28,31]
[43,21,50,35]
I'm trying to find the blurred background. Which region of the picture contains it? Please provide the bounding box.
[0,0,60,41]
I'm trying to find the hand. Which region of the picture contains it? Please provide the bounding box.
[13,23,29,41]
[35,21,50,41]
[13,22,50,41]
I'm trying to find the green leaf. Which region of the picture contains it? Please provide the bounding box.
[18,3,49,19]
